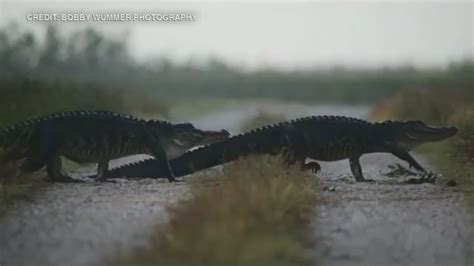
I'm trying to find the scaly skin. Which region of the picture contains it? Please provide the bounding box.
[0,110,229,182]
[103,116,458,182]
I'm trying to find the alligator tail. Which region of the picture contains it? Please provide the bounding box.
[105,125,287,179]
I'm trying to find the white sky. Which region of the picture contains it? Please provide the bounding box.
[1,0,473,69]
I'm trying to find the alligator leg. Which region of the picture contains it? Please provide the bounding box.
[285,154,320,173]
[392,149,426,172]
[142,126,176,182]
[302,161,321,173]
[19,127,53,174]
[20,155,75,183]
[349,157,373,182]
[281,125,309,168]
[96,160,110,182]
[46,156,81,183]
[20,123,79,182]
[20,156,46,173]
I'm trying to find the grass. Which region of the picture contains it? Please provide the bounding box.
[0,156,83,217]
[119,155,317,266]
[418,140,474,191]
[0,170,47,216]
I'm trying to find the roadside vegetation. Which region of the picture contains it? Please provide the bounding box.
[1,23,471,123]
[0,167,47,216]
[2,24,472,108]
[119,155,317,266]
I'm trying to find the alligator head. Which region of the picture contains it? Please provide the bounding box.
[171,123,230,148]
[382,120,458,150]
[149,121,230,159]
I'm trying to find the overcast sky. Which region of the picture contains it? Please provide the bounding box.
[1,0,472,69]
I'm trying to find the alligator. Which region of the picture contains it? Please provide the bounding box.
[0,111,229,182]
[102,115,457,182]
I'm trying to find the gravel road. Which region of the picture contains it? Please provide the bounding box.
[0,156,190,266]
[313,154,473,266]
[0,103,472,266]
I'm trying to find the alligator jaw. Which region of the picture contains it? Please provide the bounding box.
[406,125,458,142]
[173,129,230,147]
[197,129,230,145]
[392,123,458,151]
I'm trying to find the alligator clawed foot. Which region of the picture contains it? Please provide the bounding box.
[303,162,321,174]
[167,175,177,183]
[311,167,321,174]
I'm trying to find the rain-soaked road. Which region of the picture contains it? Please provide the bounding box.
[0,103,472,266]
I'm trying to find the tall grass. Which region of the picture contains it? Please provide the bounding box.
[119,155,317,266]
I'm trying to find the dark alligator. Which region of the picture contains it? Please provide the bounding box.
[0,111,229,182]
[103,115,458,182]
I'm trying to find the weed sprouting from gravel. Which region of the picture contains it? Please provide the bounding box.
[383,163,439,184]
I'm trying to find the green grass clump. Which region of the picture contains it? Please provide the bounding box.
[240,110,287,132]
[120,155,317,266]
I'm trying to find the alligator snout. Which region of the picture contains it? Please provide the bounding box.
[448,126,458,135]
[413,125,458,142]
[430,125,457,136]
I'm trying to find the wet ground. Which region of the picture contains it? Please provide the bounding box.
[0,103,472,266]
